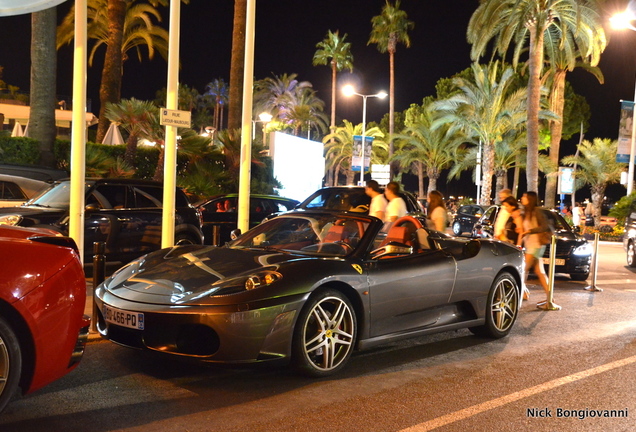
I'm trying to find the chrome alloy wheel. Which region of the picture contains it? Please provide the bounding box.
[0,337,8,395]
[300,294,355,374]
[490,275,519,333]
[628,242,636,268]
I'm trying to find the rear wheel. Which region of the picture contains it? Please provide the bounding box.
[628,242,636,268]
[0,317,22,413]
[292,289,356,377]
[452,221,463,236]
[470,272,519,338]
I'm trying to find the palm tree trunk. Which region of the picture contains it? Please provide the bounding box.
[544,69,567,208]
[480,141,495,205]
[228,0,246,130]
[388,49,396,179]
[97,0,126,143]
[417,161,424,198]
[30,8,57,168]
[526,26,544,193]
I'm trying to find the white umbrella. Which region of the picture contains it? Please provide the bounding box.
[22,122,29,138]
[10,121,24,137]
[102,122,125,145]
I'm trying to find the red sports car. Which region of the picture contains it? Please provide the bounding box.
[0,225,90,413]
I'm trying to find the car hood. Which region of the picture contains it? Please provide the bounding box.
[102,245,315,304]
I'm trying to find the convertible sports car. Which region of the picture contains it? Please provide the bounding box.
[95,211,524,376]
[0,225,90,412]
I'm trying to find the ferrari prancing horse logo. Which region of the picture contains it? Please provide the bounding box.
[352,264,363,274]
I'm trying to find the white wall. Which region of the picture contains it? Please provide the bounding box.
[269,132,325,201]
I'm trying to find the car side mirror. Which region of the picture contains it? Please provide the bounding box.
[85,203,100,211]
[230,228,242,240]
[462,239,481,259]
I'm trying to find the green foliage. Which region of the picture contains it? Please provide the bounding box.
[0,137,40,164]
[609,193,636,227]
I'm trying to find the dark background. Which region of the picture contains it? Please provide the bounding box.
[0,0,634,201]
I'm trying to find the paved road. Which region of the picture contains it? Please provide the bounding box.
[1,242,634,432]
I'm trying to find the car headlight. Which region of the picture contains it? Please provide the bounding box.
[209,270,283,297]
[0,214,22,226]
[245,271,283,290]
[573,243,593,256]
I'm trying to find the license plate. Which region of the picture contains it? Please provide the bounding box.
[542,258,565,266]
[103,304,144,330]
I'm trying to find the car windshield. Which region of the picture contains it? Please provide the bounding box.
[228,213,372,257]
[298,189,370,213]
[25,181,74,208]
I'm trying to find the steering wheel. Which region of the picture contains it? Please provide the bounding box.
[392,215,424,230]
[332,240,354,252]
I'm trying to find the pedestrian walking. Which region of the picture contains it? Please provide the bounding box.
[427,190,448,232]
[384,181,407,223]
[365,180,388,221]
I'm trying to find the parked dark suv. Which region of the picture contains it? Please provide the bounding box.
[623,201,636,267]
[296,186,423,215]
[196,193,299,245]
[0,178,203,263]
[472,206,592,280]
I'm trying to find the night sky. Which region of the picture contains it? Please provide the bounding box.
[1,0,635,199]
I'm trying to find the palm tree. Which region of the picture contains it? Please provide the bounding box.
[368,0,414,177]
[205,78,229,131]
[313,30,354,136]
[228,0,246,130]
[432,62,529,205]
[286,88,329,138]
[215,128,268,190]
[253,73,313,121]
[467,0,605,193]
[393,97,464,196]
[104,98,158,167]
[562,138,626,228]
[57,0,174,142]
[30,8,57,168]
[323,120,387,185]
[542,23,606,208]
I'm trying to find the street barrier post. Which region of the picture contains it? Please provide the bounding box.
[585,232,603,292]
[538,234,562,311]
[91,241,106,332]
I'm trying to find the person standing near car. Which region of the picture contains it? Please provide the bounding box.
[365,180,388,221]
[493,188,512,241]
[427,190,448,232]
[518,191,551,305]
[385,181,407,223]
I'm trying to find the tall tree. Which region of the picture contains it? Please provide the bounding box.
[253,73,314,123]
[205,78,229,131]
[323,120,387,185]
[57,0,178,142]
[227,0,246,130]
[313,30,354,136]
[562,138,626,228]
[104,97,157,166]
[542,21,606,208]
[394,97,464,196]
[433,62,529,205]
[368,0,413,177]
[30,7,57,168]
[467,0,604,193]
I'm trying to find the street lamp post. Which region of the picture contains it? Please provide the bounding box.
[611,10,636,195]
[343,85,387,185]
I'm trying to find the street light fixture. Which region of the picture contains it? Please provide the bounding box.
[611,9,636,195]
[342,84,387,185]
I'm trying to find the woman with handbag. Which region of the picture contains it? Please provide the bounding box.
[518,191,551,306]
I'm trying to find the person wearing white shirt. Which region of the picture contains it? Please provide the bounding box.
[365,180,388,220]
[384,181,407,222]
[494,188,512,241]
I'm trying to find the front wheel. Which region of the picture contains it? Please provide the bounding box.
[452,221,463,236]
[292,289,356,377]
[628,242,636,268]
[0,317,22,413]
[470,272,519,338]
[570,272,589,282]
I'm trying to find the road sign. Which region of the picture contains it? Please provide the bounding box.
[160,108,191,128]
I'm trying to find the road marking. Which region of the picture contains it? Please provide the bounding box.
[399,355,636,431]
